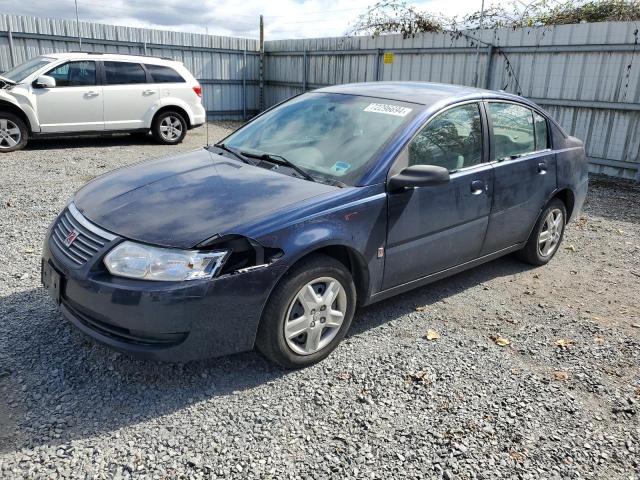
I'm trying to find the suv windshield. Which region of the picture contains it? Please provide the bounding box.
[223,92,419,185]
[1,56,55,82]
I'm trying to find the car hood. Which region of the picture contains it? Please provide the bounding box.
[0,74,16,86]
[74,148,338,248]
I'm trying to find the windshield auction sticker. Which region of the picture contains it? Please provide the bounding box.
[364,103,412,117]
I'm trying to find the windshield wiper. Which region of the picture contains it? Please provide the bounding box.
[318,177,347,188]
[240,150,316,183]
[211,143,255,165]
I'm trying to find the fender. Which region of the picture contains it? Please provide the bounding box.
[142,97,196,128]
[251,190,388,302]
[0,89,40,132]
[555,142,588,223]
[522,182,582,245]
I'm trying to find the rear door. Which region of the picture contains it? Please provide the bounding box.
[383,102,494,290]
[102,61,158,131]
[34,60,103,133]
[481,101,557,254]
[144,63,189,101]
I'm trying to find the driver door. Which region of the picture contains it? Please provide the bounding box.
[382,102,494,290]
[34,60,104,133]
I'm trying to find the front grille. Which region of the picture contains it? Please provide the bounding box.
[50,203,116,266]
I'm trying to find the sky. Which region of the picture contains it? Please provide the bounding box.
[0,0,506,40]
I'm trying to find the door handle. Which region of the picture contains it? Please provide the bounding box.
[470,179,486,195]
[537,162,547,174]
[143,89,156,95]
[85,91,99,97]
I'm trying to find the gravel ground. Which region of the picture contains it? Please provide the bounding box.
[1,124,639,479]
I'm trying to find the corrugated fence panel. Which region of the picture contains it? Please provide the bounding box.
[264,22,640,179]
[2,15,640,178]
[0,14,260,120]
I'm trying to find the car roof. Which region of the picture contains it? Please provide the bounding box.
[316,81,528,107]
[43,52,181,65]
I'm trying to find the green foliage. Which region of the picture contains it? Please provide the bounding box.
[349,0,640,38]
[349,1,443,38]
[466,0,640,29]
[533,0,640,25]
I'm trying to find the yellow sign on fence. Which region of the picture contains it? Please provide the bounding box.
[383,52,394,64]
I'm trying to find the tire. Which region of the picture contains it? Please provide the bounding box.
[516,198,567,266]
[256,254,357,369]
[152,111,187,145]
[0,112,28,153]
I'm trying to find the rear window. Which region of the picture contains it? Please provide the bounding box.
[488,102,536,161]
[145,64,185,83]
[534,112,549,150]
[104,61,147,85]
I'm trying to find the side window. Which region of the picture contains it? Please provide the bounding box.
[534,112,549,150]
[145,64,185,83]
[104,62,147,85]
[488,102,535,161]
[408,103,483,171]
[46,61,96,87]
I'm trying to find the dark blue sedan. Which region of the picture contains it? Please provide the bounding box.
[41,82,588,368]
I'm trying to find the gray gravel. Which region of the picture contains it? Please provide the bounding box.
[1,125,639,479]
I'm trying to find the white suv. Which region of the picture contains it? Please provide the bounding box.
[0,52,206,152]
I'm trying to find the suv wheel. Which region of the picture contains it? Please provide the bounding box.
[256,254,356,369]
[0,112,28,153]
[517,198,567,266]
[152,111,187,145]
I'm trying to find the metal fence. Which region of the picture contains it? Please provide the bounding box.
[264,22,640,180]
[0,14,261,120]
[2,15,640,179]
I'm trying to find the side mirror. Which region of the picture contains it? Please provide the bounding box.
[33,75,56,89]
[388,164,450,191]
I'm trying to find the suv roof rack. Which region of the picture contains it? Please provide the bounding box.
[67,51,176,61]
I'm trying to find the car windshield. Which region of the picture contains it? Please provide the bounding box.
[1,56,55,82]
[223,92,419,185]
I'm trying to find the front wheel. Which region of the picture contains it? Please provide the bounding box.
[517,198,567,266]
[152,111,187,145]
[0,112,28,153]
[256,254,356,369]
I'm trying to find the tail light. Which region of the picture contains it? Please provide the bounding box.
[192,85,202,98]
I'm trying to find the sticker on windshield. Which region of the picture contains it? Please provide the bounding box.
[363,103,412,117]
[331,161,351,175]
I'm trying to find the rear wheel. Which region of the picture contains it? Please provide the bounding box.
[0,112,28,152]
[256,254,356,368]
[152,111,187,145]
[517,198,566,266]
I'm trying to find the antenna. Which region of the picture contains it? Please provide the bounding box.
[205,25,210,147]
[75,0,82,51]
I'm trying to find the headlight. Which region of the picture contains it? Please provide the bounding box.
[104,241,228,281]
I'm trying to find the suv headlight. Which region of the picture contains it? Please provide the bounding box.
[104,241,229,281]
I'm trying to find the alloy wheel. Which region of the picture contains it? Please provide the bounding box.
[538,208,563,257]
[159,116,183,142]
[0,119,21,150]
[284,276,347,356]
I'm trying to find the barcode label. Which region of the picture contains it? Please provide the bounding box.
[363,103,413,117]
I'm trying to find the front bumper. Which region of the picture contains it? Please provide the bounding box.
[42,214,285,362]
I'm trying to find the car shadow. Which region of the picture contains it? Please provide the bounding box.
[22,134,157,151]
[349,254,532,336]
[0,255,532,454]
